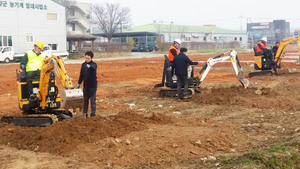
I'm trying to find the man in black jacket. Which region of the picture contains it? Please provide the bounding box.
[272,41,280,57]
[172,48,200,100]
[77,51,98,117]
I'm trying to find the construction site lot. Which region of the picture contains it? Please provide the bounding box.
[0,48,300,168]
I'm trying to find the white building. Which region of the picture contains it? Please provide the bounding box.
[0,0,66,54]
[126,24,248,45]
[65,1,95,52]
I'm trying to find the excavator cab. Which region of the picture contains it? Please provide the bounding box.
[254,49,275,70]
[248,49,276,78]
[17,71,60,113]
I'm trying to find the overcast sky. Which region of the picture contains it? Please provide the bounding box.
[79,0,300,32]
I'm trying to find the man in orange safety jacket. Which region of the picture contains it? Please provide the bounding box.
[168,39,181,63]
[255,37,267,56]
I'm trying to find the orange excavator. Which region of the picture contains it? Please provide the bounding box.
[249,36,300,77]
[0,55,83,127]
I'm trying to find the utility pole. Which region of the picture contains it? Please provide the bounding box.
[169,21,174,42]
[120,21,122,33]
[239,15,243,32]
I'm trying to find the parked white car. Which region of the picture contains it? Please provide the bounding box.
[42,46,69,58]
[0,46,14,63]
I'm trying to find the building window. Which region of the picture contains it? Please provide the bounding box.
[234,37,237,41]
[48,44,57,50]
[240,37,242,41]
[3,36,8,46]
[47,13,57,20]
[71,23,75,31]
[0,36,12,46]
[203,37,207,41]
[8,36,12,46]
[70,9,75,16]
[26,35,33,43]
[185,37,190,41]
[214,37,217,41]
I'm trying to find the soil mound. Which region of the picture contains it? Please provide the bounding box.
[0,111,173,156]
[193,86,275,106]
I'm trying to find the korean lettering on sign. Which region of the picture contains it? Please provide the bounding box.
[0,1,7,7]
[0,1,47,10]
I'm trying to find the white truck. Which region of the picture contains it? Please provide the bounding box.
[0,46,14,63]
[41,46,69,58]
[0,46,69,63]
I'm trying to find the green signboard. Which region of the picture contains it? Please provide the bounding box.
[0,1,47,10]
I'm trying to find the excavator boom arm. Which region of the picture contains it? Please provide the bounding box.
[39,55,83,110]
[274,36,300,66]
[196,50,249,88]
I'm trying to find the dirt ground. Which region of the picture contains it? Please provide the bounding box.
[0,49,300,169]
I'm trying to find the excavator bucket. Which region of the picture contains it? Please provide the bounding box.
[61,89,84,111]
[237,71,249,88]
[238,77,249,89]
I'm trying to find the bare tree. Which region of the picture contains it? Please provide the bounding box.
[178,25,188,41]
[153,20,162,34]
[92,3,130,43]
[168,21,174,42]
[153,20,164,42]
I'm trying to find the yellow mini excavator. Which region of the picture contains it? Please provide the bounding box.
[0,55,83,127]
[248,36,300,78]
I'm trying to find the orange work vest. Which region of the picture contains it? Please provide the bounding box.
[256,41,266,52]
[168,45,179,61]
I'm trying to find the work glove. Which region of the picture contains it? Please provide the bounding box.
[86,64,91,68]
[77,84,80,89]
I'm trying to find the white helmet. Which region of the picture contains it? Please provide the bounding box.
[261,37,267,42]
[174,39,181,45]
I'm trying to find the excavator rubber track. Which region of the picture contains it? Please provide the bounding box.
[0,110,73,127]
[248,70,273,78]
[159,88,195,97]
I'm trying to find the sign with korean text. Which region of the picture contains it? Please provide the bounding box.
[0,1,48,10]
